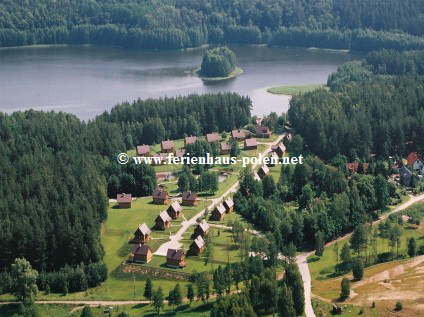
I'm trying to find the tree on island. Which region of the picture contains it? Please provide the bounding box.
[200,46,237,77]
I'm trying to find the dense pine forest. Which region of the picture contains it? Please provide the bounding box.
[0,93,251,295]
[1,0,424,51]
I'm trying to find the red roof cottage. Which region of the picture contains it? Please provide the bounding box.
[231,129,246,141]
[220,142,231,155]
[345,162,368,176]
[166,249,187,268]
[152,189,169,205]
[132,244,153,263]
[206,132,219,143]
[116,193,132,208]
[244,138,257,150]
[256,125,272,138]
[133,223,152,244]
[155,211,172,230]
[167,201,183,219]
[161,140,175,153]
[136,144,150,156]
[184,136,197,147]
[182,191,198,206]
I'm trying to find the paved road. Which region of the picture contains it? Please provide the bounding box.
[298,193,424,317]
[154,135,284,256]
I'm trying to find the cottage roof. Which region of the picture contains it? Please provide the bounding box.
[220,142,231,151]
[132,244,151,256]
[152,189,168,199]
[223,197,234,209]
[244,138,257,147]
[182,191,197,201]
[192,235,205,249]
[206,133,219,143]
[166,248,185,261]
[214,203,226,215]
[256,125,271,134]
[197,220,209,233]
[161,140,174,150]
[406,152,421,166]
[259,164,269,174]
[136,223,152,236]
[157,210,172,223]
[345,162,369,173]
[117,193,132,203]
[175,149,186,158]
[136,144,150,156]
[231,129,245,139]
[185,136,197,145]
[168,201,183,213]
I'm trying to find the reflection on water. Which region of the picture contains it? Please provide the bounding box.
[0,45,359,120]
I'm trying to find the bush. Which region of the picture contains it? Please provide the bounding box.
[352,258,364,280]
[395,301,403,311]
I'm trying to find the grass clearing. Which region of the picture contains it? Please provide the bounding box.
[267,83,325,95]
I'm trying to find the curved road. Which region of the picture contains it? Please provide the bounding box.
[298,193,424,317]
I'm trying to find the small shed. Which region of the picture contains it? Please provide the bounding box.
[332,303,342,315]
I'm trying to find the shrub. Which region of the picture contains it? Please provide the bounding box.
[395,301,403,311]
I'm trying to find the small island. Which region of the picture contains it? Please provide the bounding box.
[267,83,326,95]
[195,46,243,81]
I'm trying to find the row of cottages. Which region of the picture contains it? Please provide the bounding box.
[116,193,132,208]
[256,125,272,138]
[210,197,234,221]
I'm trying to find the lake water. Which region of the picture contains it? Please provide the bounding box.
[0,45,359,120]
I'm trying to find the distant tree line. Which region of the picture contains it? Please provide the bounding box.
[1,0,424,51]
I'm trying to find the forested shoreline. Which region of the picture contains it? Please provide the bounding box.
[1,0,424,52]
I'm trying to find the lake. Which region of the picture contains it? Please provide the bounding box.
[0,45,358,120]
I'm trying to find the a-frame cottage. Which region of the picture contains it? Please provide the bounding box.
[210,203,226,221]
[189,235,206,255]
[166,201,183,219]
[166,249,187,268]
[223,197,234,214]
[155,211,172,230]
[194,220,210,237]
[256,164,269,180]
[132,244,153,263]
[133,223,152,244]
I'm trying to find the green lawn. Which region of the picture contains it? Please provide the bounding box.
[267,83,325,95]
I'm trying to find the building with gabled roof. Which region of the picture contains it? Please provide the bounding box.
[189,235,206,255]
[155,211,172,230]
[175,149,186,158]
[267,152,280,167]
[406,152,424,174]
[256,164,269,180]
[132,244,153,263]
[345,162,368,176]
[223,197,234,213]
[194,220,209,237]
[161,140,175,153]
[272,143,286,158]
[244,138,257,150]
[166,249,187,268]
[184,136,197,147]
[116,193,132,208]
[210,203,226,221]
[133,223,152,244]
[231,129,246,141]
[167,201,183,219]
[152,189,169,205]
[220,142,231,155]
[256,125,272,138]
[206,132,219,143]
[182,191,198,206]
[136,144,150,156]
